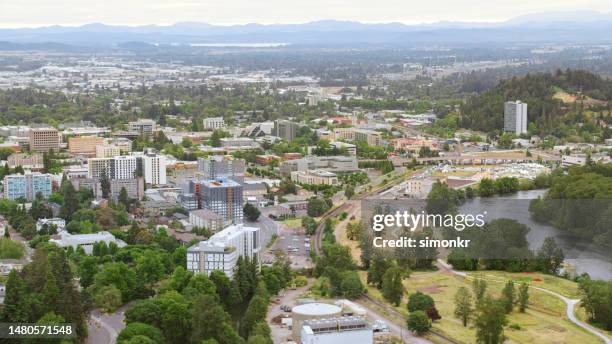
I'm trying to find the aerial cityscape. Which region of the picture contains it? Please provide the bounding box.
[0,1,611,344]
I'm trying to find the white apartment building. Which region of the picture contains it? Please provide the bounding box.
[186,224,260,278]
[113,156,138,179]
[203,117,225,130]
[504,101,528,135]
[141,153,167,185]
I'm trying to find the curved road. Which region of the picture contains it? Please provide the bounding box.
[437,259,612,344]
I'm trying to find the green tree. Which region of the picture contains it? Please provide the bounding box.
[94,285,123,313]
[190,294,243,344]
[407,291,435,313]
[501,281,515,313]
[345,185,355,199]
[117,322,164,344]
[243,203,261,222]
[119,187,130,209]
[59,179,79,222]
[478,178,496,197]
[240,295,268,338]
[454,286,473,327]
[100,167,111,199]
[474,298,508,344]
[381,266,404,306]
[2,270,31,322]
[407,310,431,335]
[472,278,488,302]
[518,283,529,312]
[340,272,365,299]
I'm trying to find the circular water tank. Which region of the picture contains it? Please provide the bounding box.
[291,303,342,342]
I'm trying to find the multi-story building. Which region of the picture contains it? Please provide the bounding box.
[3,172,53,201]
[87,156,137,180]
[200,178,243,225]
[203,117,225,130]
[189,209,225,232]
[329,141,357,156]
[29,127,60,152]
[197,155,245,184]
[110,178,145,200]
[280,156,358,176]
[291,170,339,186]
[139,152,167,185]
[186,224,260,278]
[128,119,157,134]
[353,129,382,146]
[273,120,299,142]
[95,145,121,158]
[68,136,104,156]
[504,101,528,135]
[7,153,43,169]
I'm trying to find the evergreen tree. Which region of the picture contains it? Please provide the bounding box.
[2,270,31,322]
[100,167,111,199]
[474,297,508,344]
[501,281,515,313]
[454,286,473,327]
[518,283,529,312]
[381,266,404,306]
[59,179,79,222]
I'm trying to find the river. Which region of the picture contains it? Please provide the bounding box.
[459,189,612,280]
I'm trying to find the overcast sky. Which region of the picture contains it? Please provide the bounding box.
[1,0,611,28]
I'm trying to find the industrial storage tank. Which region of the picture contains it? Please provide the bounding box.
[291,303,342,342]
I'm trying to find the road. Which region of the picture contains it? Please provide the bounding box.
[437,259,612,344]
[86,304,130,344]
[267,281,312,344]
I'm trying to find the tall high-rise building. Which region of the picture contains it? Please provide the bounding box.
[200,178,243,225]
[273,120,299,142]
[186,224,260,278]
[504,101,528,135]
[197,155,245,184]
[29,127,60,152]
[140,153,167,185]
[88,156,137,180]
[3,172,53,201]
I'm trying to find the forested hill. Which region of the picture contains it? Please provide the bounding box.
[460,69,612,136]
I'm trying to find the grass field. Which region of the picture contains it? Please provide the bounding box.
[282,217,303,228]
[359,269,604,344]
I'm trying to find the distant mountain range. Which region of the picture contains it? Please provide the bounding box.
[1,11,612,48]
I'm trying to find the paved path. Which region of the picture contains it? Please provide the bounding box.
[86,304,130,344]
[437,259,612,344]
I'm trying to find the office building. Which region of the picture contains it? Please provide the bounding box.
[7,153,43,169]
[280,156,358,176]
[504,101,528,135]
[128,119,156,134]
[29,127,60,152]
[96,145,121,158]
[273,120,299,142]
[3,172,53,201]
[110,178,145,200]
[200,178,243,224]
[49,231,126,254]
[189,209,225,232]
[203,117,225,130]
[301,317,373,344]
[197,155,246,184]
[353,129,382,146]
[186,224,260,278]
[68,136,104,156]
[291,170,339,186]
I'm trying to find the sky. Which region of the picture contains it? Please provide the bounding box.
[1,0,611,28]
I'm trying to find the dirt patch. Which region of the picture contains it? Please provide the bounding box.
[417,285,442,294]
